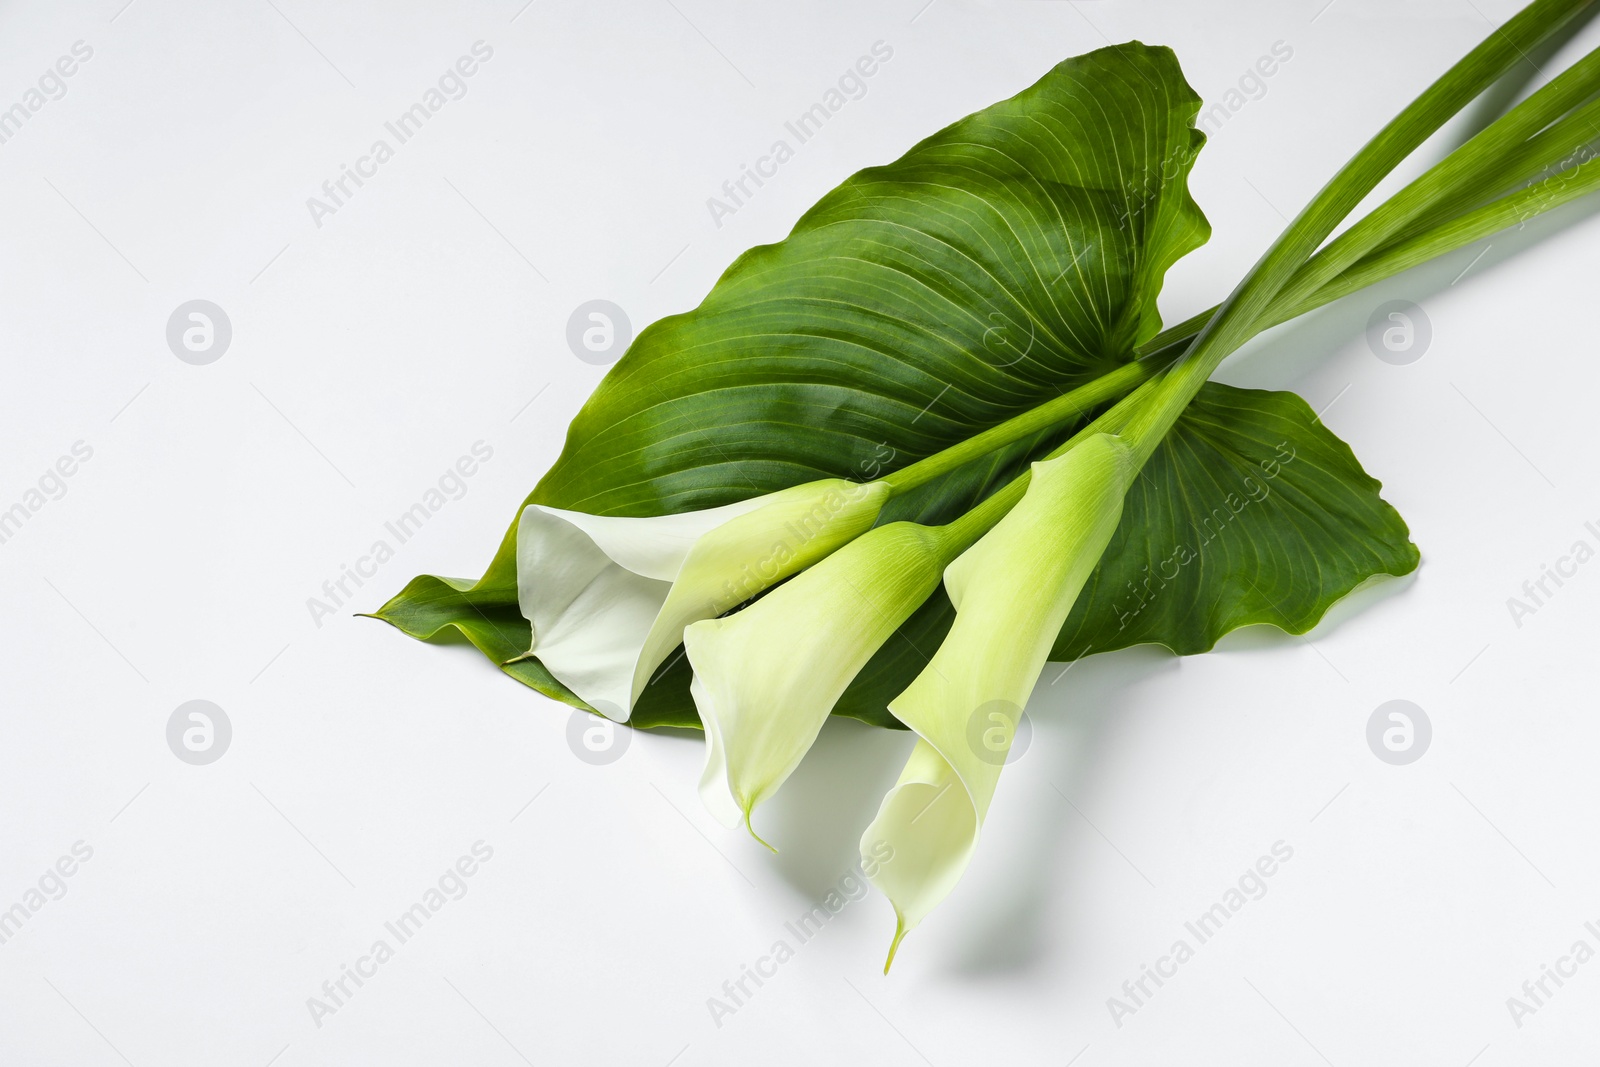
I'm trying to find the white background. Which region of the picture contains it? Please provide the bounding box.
[3,1,1599,1064]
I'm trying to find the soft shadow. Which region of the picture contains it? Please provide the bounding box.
[758,716,913,897]
[944,568,1416,974]
[951,645,1180,974]
[1220,188,1600,393]
[637,724,703,743]
[1449,8,1600,153]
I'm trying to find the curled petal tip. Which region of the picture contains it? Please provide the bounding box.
[883,915,909,974]
[687,520,955,839]
[743,808,778,854]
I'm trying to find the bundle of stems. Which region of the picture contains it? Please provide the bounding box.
[822,0,1600,962]
[381,0,1600,967]
[872,0,1600,535]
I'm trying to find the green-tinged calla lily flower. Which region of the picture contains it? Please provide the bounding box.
[685,521,957,843]
[860,434,1136,969]
[514,478,890,720]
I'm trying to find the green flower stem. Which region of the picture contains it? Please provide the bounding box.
[880,357,1159,494]
[1388,90,1600,243]
[887,0,1596,507]
[1280,153,1600,317]
[906,0,1600,555]
[890,138,1600,506]
[888,142,1600,507]
[1140,131,1600,363]
[1139,142,1600,364]
[1143,41,1600,357]
[932,151,1600,557]
[938,375,1167,550]
[1274,42,1600,314]
[1118,0,1594,468]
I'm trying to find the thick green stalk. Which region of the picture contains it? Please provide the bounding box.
[1275,43,1600,315]
[1277,153,1600,319]
[887,144,1600,506]
[1390,90,1600,240]
[930,143,1600,551]
[885,0,1598,509]
[939,375,1167,548]
[934,154,1600,553]
[1118,0,1595,467]
[918,0,1600,556]
[1140,127,1600,364]
[880,358,1159,494]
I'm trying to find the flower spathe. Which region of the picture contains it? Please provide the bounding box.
[515,478,891,720]
[859,434,1136,968]
[685,521,956,842]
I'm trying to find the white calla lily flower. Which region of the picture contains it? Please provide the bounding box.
[685,521,957,843]
[860,434,1135,968]
[515,478,890,720]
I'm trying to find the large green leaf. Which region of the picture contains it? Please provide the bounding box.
[827,382,1420,727]
[537,42,1209,517]
[375,42,1210,726]
[371,43,1417,730]
[373,379,1418,730]
[1052,382,1419,658]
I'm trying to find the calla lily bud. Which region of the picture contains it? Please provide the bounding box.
[860,434,1135,969]
[515,478,890,720]
[685,521,956,843]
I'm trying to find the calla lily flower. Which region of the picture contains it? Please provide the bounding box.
[515,478,890,720]
[685,521,958,842]
[860,433,1136,969]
